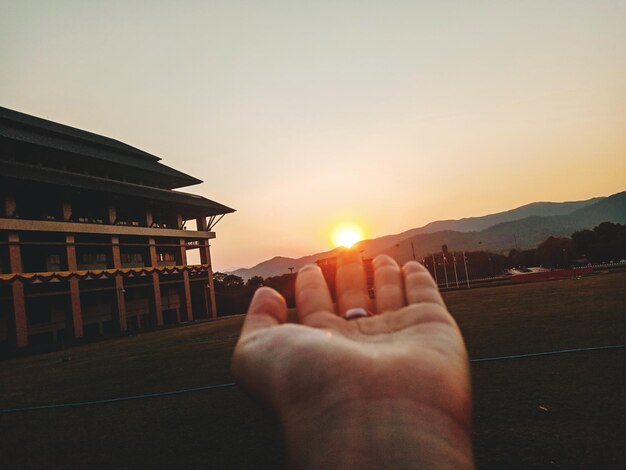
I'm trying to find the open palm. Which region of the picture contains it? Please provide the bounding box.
[232,251,473,469]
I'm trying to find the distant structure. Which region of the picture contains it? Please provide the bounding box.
[0,107,235,348]
[316,255,374,300]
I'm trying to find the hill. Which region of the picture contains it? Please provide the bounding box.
[380,191,626,264]
[230,191,625,279]
[412,197,603,234]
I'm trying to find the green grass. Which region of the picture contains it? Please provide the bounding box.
[1,272,625,469]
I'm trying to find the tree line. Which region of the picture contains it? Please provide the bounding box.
[214,222,625,315]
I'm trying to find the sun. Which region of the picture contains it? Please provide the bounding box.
[331,223,365,248]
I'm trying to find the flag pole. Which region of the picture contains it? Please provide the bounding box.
[452,252,460,289]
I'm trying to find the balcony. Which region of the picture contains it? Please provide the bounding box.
[0,218,215,239]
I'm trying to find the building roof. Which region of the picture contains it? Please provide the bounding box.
[0,106,201,189]
[2,158,235,219]
[0,106,235,218]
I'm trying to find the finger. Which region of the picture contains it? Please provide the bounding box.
[336,248,371,317]
[402,261,446,307]
[240,287,288,337]
[295,264,334,324]
[373,255,405,313]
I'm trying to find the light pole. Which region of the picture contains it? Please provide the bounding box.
[452,253,460,289]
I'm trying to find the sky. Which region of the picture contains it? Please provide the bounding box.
[1,1,625,271]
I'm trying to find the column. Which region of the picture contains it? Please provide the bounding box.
[111,236,127,332]
[62,200,72,221]
[4,193,16,218]
[148,237,163,326]
[8,232,27,347]
[11,281,28,347]
[196,217,216,319]
[114,275,127,332]
[199,240,217,320]
[180,238,192,321]
[108,205,116,225]
[65,235,83,338]
[111,236,122,268]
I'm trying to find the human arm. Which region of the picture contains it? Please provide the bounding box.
[231,251,474,469]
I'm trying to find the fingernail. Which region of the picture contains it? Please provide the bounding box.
[298,264,321,274]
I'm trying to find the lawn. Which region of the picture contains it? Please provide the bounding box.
[1,272,625,469]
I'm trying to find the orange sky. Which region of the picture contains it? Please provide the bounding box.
[1,2,625,270]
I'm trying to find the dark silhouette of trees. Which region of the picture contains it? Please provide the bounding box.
[213,272,251,315]
[211,222,624,315]
[423,251,508,282]
[536,237,576,268]
[213,272,296,315]
[572,222,626,263]
[245,276,264,289]
[508,248,538,269]
[263,273,296,307]
[464,251,508,278]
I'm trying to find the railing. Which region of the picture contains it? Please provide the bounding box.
[77,263,109,270]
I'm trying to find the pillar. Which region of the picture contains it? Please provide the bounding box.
[148,237,163,326]
[8,232,27,347]
[180,239,192,321]
[111,236,121,268]
[108,205,116,225]
[196,216,207,232]
[65,235,83,338]
[114,275,127,332]
[196,217,217,318]
[62,201,72,222]
[111,236,126,331]
[8,232,21,273]
[11,281,28,348]
[179,239,188,265]
[4,193,16,218]
[199,239,217,320]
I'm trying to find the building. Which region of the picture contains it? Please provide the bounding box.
[0,107,235,348]
[316,255,374,300]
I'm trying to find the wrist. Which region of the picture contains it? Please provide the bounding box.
[280,398,474,469]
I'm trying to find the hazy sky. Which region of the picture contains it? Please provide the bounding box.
[2,1,625,270]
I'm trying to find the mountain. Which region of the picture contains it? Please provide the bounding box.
[379,191,626,264]
[228,253,338,280]
[229,191,625,279]
[411,197,604,234]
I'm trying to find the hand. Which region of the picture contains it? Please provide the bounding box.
[232,250,474,469]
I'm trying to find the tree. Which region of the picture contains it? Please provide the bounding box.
[572,222,626,263]
[264,273,296,307]
[246,276,264,289]
[223,274,244,290]
[536,237,575,268]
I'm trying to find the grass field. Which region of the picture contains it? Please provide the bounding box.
[1,272,625,469]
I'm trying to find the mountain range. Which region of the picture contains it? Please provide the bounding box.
[229,190,626,279]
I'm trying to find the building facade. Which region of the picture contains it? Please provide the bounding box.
[0,107,234,348]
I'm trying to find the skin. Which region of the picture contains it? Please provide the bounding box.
[231,249,474,469]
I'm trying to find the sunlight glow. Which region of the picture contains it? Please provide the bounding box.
[331,223,364,248]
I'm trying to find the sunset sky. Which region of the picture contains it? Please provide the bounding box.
[1,1,625,271]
